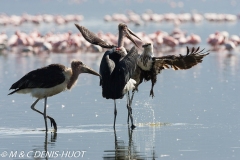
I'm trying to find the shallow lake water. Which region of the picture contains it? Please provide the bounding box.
[0,48,240,159]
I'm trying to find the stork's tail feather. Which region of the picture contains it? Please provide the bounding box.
[8,89,20,95]
[123,79,136,94]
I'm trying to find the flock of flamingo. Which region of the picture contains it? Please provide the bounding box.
[0,13,84,26]
[0,29,239,55]
[104,10,239,26]
[0,11,238,27]
[0,11,239,55]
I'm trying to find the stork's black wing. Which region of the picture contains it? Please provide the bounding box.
[113,46,139,99]
[100,49,119,99]
[99,50,116,86]
[117,46,139,89]
[153,46,209,73]
[100,47,139,99]
[75,24,115,49]
[8,64,66,95]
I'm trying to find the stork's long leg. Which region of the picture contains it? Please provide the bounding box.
[43,97,48,132]
[113,99,117,130]
[127,92,130,124]
[30,98,57,131]
[127,90,135,123]
[150,73,157,98]
[150,83,155,98]
[127,92,133,124]
[130,90,135,108]
[127,91,136,130]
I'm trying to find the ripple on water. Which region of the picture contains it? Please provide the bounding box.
[0,125,115,137]
[138,122,172,127]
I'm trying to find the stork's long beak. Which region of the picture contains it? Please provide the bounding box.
[125,28,142,48]
[81,64,101,77]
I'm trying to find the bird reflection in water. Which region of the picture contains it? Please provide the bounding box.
[103,128,157,160]
[31,132,57,160]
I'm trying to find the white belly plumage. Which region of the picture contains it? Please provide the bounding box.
[16,82,68,99]
[137,57,153,71]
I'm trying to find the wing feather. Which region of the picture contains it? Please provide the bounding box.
[99,50,116,86]
[8,64,66,95]
[75,24,115,49]
[118,46,139,85]
[154,46,209,73]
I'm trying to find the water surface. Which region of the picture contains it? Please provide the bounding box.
[0,50,240,159]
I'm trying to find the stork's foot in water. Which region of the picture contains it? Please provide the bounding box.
[48,116,57,131]
[150,89,155,98]
[131,124,136,130]
[134,87,139,92]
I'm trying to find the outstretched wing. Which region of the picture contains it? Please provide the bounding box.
[75,24,116,49]
[153,46,209,73]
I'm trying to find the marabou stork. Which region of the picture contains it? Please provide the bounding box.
[75,23,141,129]
[134,43,209,97]
[122,43,209,118]
[8,60,100,132]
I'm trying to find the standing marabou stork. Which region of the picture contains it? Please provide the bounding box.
[8,60,100,132]
[75,23,141,129]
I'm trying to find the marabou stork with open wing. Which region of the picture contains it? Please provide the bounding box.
[135,43,209,97]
